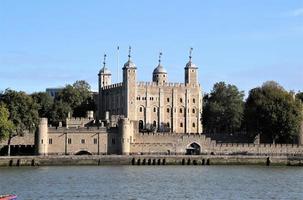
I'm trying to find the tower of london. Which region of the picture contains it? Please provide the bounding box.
[98,47,203,134]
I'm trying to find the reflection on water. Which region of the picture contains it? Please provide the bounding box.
[0,166,303,200]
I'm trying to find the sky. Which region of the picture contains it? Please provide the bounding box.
[0,0,303,95]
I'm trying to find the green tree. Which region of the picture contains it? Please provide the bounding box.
[296,92,303,103]
[0,89,39,155]
[0,103,15,143]
[49,100,72,126]
[31,92,53,118]
[56,80,95,117]
[244,81,303,143]
[203,82,245,133]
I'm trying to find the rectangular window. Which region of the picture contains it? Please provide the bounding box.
[49,138,52,144]
[81,139,85,144]
[180,123,183,127]
[94,138,98,144]
[68,138,72,144]
[167,98,170,102]
[180,98,183,103]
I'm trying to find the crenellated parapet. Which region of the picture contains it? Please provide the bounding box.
[137,82,188,89]
[102,82,123,90]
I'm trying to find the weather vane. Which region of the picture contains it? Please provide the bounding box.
[103,53,107,67]
[159,52,162,64]
[128,46,131,60]
[189,47,193,61]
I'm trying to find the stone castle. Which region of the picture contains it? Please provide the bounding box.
[3,47,303,156]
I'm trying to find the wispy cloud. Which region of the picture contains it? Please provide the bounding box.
[290,8,303,16]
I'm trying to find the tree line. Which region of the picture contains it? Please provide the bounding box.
[203,81,303,144]
[0,80,303,156]
[0,80,95,155]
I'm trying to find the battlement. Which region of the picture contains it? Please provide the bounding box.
[102,82,123,90]
[137,81,187,88]
[48,126,108,133]
[214,143,301,148]
[66,117,94,128]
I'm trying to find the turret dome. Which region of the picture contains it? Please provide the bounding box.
[153,64,167,74]
[185,61,197,69]
[99,67,111,74]
[123,60,136,69]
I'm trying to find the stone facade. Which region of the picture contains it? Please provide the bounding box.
[4,48,303,156]
[98,50,202,134]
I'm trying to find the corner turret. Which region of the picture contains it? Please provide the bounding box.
[185,48,198,85]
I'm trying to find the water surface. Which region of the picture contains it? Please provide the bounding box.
[0,166,302,200]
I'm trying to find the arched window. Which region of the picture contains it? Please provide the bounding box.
[153,121,157,127]
[193,98,195,103]
[153,107,157,112]
[192,108,195,113]
[179,108,183,113]
[180,123,183,127]
[139,107,143,112]
[180,98,183,103]
[167,108,170,113]
[192,123,196,128]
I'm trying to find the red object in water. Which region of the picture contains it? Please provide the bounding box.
[0,195,17,200]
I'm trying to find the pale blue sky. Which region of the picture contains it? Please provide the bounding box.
[0,0,303,95]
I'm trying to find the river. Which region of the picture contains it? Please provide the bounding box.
[0,166,302,199]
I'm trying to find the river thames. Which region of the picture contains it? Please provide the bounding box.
[0,166,303,200]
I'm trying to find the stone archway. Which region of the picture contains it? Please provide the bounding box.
[186,142,201,155]
[75,150,92,155]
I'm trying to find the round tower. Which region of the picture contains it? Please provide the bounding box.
[36,118,48,155]
[152,52,168,84]
[119,118,132,155]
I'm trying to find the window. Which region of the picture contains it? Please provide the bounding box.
[192,70,194,72]
[153,121,157,127]
[167,98,170,102]
[68,138,72,144]
[179,108,183,113]
[81,139,85,144]
[167,108,170,113]
[41,139,43,144]
[94,138,98,144]
[193,98,196,103]
[154,107,157,112]
[167,122,170,127]
[192,109,195,113]
[192,123,196,128]
[180,123,183,127]
[163,75,166,77]
[180,98,183,103]
[139,107,143,112]
[49,138,52,144]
